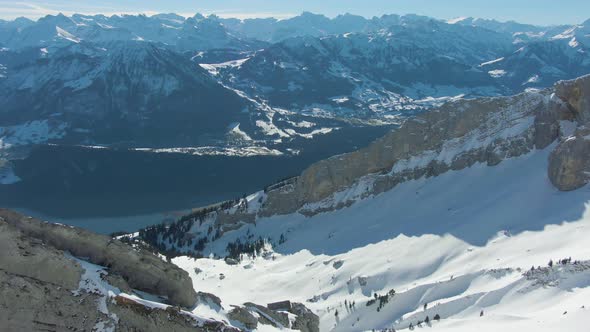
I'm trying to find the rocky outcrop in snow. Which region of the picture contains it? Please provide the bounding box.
[227,301,319,331]
[0,208,197,308]
[0,211,244,331]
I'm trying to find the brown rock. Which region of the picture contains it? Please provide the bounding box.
[0,209,197,308]
[556,74,590,124]
[548,129,590,191]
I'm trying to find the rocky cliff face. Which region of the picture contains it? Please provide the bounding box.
[157,75,589,243]
[549,75,590,191]
[255,76,585,216]
[0,209,197,308]
[0,216,102,331]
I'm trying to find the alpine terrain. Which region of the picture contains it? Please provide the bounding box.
[1,3,590,331]
[2,70,590,331]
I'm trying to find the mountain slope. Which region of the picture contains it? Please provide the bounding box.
[0,41,250,147]
[172,148,590,331]
[134,74,590,331]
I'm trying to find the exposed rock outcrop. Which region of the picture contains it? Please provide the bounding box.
[245,302,291,327]
[291,302,320,332]
[548,75,590,190]
[548,127,590,191]
[555,74,590,123]
[236,301,319,331]
[0,211,240,332]
[205,300,322,332]
[0,220,103,331]
[229,306,259,329]
[0,209,197,308]
[197,291,223,309]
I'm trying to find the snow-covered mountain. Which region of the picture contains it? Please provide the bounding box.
[0,13,265,52]
[204,19,590,126]
[480,38,590,91]
[1,12,589,158]
[129,74,590,331]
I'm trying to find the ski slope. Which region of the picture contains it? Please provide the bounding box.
[172,146,590,331]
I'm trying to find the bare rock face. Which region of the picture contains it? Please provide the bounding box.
[556,74,590,124]
[548,75,590,190]
[291,302,320,332]
[0,209,197,308]
[0,212,240,331]
[197,291,223,309]
[245,302,291,327]
[549,128,590,191]
[0,220,104,332]
[534,100,569,149]
[0,219,82,290]
[228,306,259,329]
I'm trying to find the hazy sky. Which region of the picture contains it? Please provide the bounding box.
[1,0,589,25]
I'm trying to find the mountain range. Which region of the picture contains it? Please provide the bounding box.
[1,10,590,332]
[1,12,589,157]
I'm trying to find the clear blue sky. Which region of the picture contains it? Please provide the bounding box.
[0,0,588,25]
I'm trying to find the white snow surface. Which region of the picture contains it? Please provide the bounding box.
[172,147,590,331]
[199,58,250,76]
[488,69,507,78]
[55,26,81,43]
[480,57,505,67]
